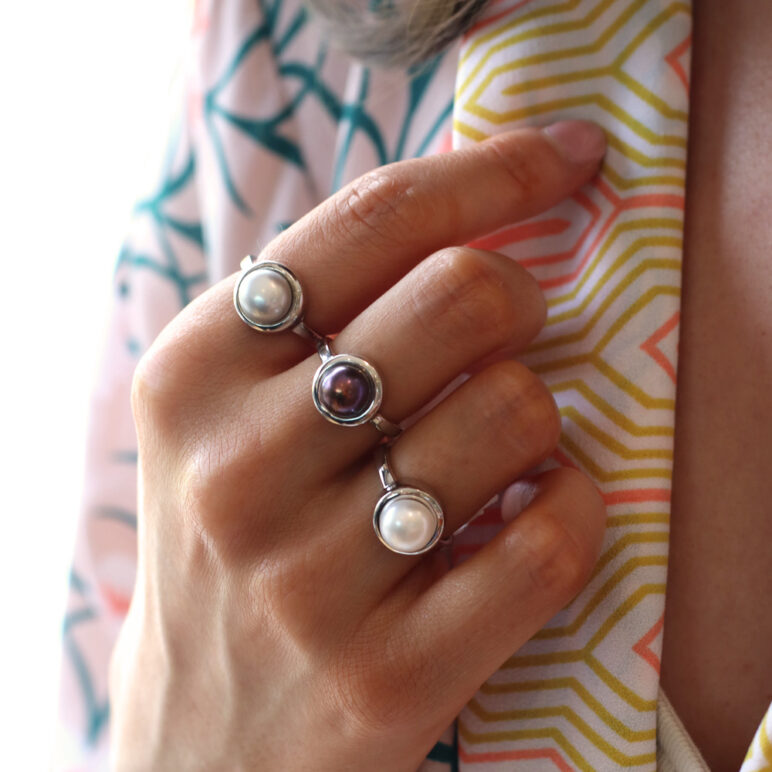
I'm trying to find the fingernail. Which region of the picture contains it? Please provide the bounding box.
[501,479,540,523]
[543,120,606,165]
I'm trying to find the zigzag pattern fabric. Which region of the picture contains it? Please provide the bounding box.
[448,3,772,768]
[54,0,772,768]
[446,1,689,768]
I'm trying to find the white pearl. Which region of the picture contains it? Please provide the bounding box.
[238,268,292,326]
[379,496,437,553]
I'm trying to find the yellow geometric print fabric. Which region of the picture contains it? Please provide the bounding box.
[742,709,772,772]
[451,0,689,767]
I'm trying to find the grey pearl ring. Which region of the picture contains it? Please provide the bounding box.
[234,255,328,347]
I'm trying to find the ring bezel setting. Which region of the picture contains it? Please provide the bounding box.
[373,486,445,555]
[233,257,304,332]
[312,353,384,427]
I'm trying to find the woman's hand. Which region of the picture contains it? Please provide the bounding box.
[109,121,608,770]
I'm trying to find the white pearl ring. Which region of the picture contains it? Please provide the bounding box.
[374,442,450,555]
[233,255,449,556]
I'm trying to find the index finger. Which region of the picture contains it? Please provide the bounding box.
[262,119,605,336]
[138,121,605,398]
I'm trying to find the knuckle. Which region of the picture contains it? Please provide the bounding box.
[129,330,188,424]
[338,668,402,737]
[329,624,427,737]
[328,653,395,737]
[129,350,178,440]
[129,355,154,420]
[553,465,608,556]
[178,424,292,559]
[181,429,261,527]
[130,349,162,412]
[334,169,422,248]
[519,265,549,334]
[181,437,237,520]
[411,248,517,351]
[483,136,541,204]
[521,504,597,600]
[482,361,562,461]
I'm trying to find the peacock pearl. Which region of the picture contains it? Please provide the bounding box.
[319,364,374,418]
[378,496,437,553]
[237,267,293,326]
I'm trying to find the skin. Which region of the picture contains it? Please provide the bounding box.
[108,123,609,769]
[660,3,772,770]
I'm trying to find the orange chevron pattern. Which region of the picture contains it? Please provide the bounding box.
[450,0,690,768]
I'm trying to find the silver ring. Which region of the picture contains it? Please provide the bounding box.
[373,443,445,555]
[234,255,325,344]
[311,338,402,438]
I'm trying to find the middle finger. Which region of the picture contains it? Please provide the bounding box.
[269,245,547,474]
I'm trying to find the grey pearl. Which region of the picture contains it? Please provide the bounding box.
[238,268,293,326]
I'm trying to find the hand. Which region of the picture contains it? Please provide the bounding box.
[109,121,608,770]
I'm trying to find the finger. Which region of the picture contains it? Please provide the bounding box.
[140,121,606,396]
[381,359,563,542]
[363,466,605,733]
[269,246,547,469]
[263,120,605,339]
[336,245,547,423]
[290,359,563,599]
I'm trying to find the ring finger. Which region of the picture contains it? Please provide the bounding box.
[266,245,548,474]
[292,357,564,599]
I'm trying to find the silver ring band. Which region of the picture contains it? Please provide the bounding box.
[373,442,445,555]
[312,339,402,438]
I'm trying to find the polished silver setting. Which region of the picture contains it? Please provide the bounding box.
[234,256,324,343]
[312,341,402,437]
[370,413,402,438]
[312,352,383,425]
[373,443,445,555]
[234,256,302,332]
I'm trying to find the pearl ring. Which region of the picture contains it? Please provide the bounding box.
[235,254,447,555]
[234,255,328,348]
[312,339,402,437]
[373,442,448,555]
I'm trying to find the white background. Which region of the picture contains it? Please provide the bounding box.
[0,1,189,766]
